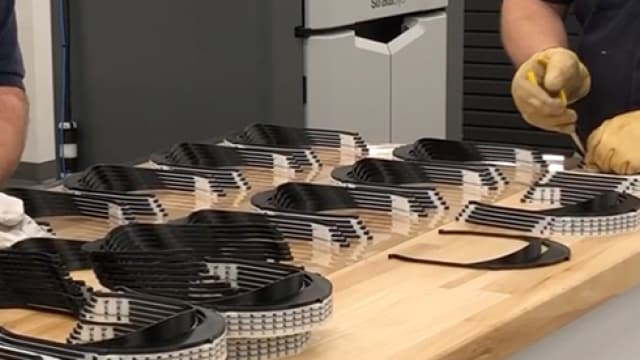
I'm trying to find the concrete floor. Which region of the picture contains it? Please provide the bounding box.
[511,284,640,359]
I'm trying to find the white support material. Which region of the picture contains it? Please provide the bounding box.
[304,0,448,29]
[389,12,447,143]
[305,32,391,143]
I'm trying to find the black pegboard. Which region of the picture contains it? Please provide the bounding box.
[462,0,578,155]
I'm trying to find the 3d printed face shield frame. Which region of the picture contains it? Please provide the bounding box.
[83,223,294,263]
[250,182,449,219]
[82,228,333,360]
[456,191,640,237]
[8,237,90,271]
[88,255,334,338]
[388,229,571,270]
[4,187,158,226]
[183,208,359,245]
[393,138,548,168]
[60,164,253,220]
[0,249,228,360]
[61,219,332,359]
[64,163,248,194]
[249,182,450,240]
[524,170,640,205]
[0,293,228,360]
[149,142,319,175]
[222,123,370,156]
[330,158,508,192]
[3,220,334,360]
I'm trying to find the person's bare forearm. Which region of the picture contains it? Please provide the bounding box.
[0,86,27,184]
[501,0,569,66]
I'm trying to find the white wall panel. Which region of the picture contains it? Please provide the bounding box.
[15,0,56,164]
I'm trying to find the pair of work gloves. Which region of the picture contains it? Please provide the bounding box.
[0,192,50,248]
[512,47,640,174]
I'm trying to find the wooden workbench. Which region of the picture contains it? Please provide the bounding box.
[287,191,640,360]
[2,153,639,360]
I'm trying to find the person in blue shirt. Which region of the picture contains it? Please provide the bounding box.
[0,0,26,184]
[502,0,640,174]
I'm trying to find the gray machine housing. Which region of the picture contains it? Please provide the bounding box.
[57,0,449,167]
[303,0,448,143]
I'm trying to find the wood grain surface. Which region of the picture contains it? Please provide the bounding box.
[1,150,631,360]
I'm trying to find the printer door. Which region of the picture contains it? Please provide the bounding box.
[389,12,447,143]
[305,32,391,143]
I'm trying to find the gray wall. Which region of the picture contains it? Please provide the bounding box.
[53,0,304,168]
[50,0,464,169]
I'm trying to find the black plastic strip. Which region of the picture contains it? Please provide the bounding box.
[388,229,570,270]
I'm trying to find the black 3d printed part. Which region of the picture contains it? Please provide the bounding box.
[150,142,319,173]
[64,163,247,194]
[184,208,361,245]
[458,191,640,236]
[81,224,333,360]
[4,187,155,224]
[523,170,640,205]
[84,223,293,262]
[388,229,570,270]
[60,165,236,224]
[87,253,332,337]
[393,138,547,167]
[0,249,227,360]
[224,123,369,155]
[331,158,507,190]
[8,237,90,271]
[251,182,448,218]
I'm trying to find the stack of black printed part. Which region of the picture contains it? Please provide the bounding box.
[393,138,550,185]
[63,164,248,219]
[0,244,228,360]
[523,170,640,205]
[3,187,161,240]
[330,157,509,212]
[223,123,369,164]
[249,182,450,263]
[456,191,640,237]
[150,142,321,188]
[83,223,333,360]
[150,123,370,191]
[60,159,388,273]
[455,170,640,237]
[185,208,355,245]
[182,208,363,272]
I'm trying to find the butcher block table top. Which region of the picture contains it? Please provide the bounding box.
[288,196,640,360]
[1,151,638,360]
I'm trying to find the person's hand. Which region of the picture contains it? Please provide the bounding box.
[511,47,591,133]
[585,111,640,175]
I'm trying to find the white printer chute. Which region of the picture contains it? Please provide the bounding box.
[301,0,449,143]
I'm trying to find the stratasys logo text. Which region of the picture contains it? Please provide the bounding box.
[371,0,407,9]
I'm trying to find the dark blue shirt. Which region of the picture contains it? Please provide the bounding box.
[543,0,640,141]
[0,0,24,89]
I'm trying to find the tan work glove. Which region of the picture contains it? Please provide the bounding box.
[585,111,640,175]
[511,47,591,133]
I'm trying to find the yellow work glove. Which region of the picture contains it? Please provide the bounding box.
[511,47,591,133]
[585,111,640,175]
